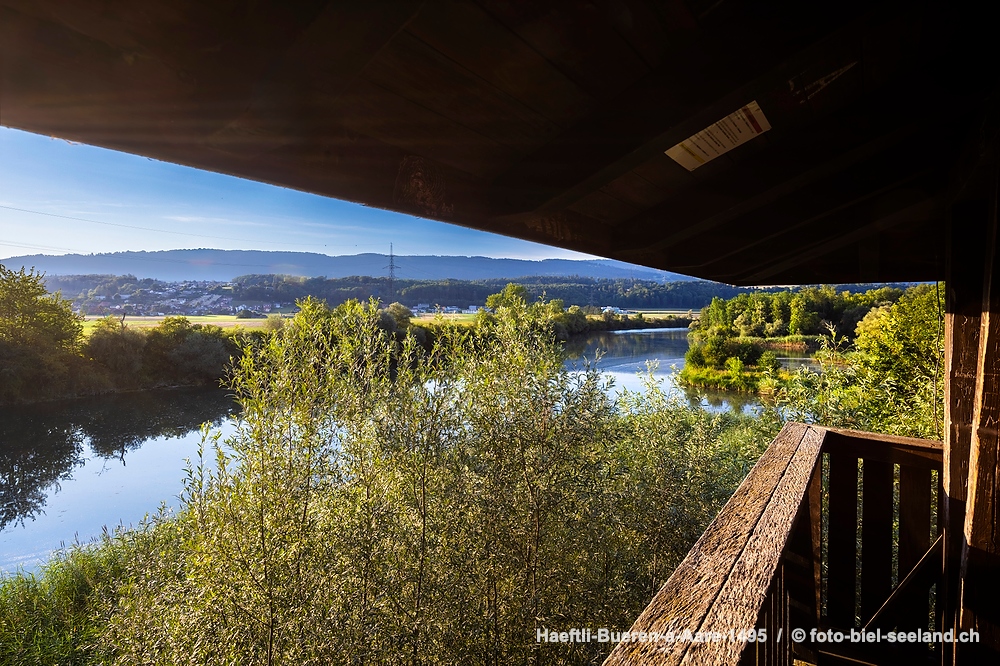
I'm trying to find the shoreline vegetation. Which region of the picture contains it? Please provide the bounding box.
[0,268,692,406]
[679,285,907,393]
[678,283,945,440]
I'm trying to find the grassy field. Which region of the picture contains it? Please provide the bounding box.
[80,310,687,335]
[631,309,698,317]
[412,313,478,325]
[82,314,272,334]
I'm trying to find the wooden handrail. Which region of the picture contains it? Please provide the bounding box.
[604,422,824,665]
[604,423,944,666]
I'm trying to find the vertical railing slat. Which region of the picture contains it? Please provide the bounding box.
[782,565,789,666]
[827,451,858,627]
[861,459,894,624]
[777,565,784,666]
[937,468,945,634]
[899,464,932,630]
[900,466,932,574]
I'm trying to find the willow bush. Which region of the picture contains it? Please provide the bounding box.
[3,297,777,666]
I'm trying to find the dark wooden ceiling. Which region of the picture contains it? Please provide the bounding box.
[2,0,996,284]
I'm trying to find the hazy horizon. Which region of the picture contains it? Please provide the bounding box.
[1,248,690,283]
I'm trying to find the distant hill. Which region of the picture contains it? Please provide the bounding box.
[1,249,695,283]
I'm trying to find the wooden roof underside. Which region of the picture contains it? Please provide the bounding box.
[2,0,997,285]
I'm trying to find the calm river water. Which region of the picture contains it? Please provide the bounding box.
[0,328,814,574]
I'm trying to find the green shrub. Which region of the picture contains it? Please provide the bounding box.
[383,302,413,330]
[758,351,781,372]
[778,284,944,439]
[684,344,706,368]
[262,314,285,332]
[85,318,146,388]
[699,334,731,368]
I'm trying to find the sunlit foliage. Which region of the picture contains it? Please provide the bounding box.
[778,284,945,439]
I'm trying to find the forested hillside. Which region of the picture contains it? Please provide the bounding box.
[229,274,911,311]
[46,271,915,315]
[228,274,745,309]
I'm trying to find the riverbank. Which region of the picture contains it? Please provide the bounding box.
[0,316,253,406]
[3,309,693,406]
[407,311,692,348]
[679,365,794,393]
[676,285,910,394]
[739,334,824,352]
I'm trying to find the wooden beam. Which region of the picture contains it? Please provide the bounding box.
[724,186,940,284]
[941,93,1000,662]
[631,116,950,268]
[485,0,875,216]
[208,0,426,157]
[683,428,824,664]
[611,118,928,261]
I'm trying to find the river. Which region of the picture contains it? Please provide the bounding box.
[0,389,237,574]
[0,328,814,574]
[564,327,764,411]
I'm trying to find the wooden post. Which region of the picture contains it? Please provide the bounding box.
[959,166,1000,654]
[944,196,990,662]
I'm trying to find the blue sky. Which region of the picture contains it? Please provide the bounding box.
[0,126,593,261]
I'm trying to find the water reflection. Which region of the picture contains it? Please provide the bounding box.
[777,352,822,372]
[563,327,692,362]
[0,417,83,532]
[563,327,762,413]
[0,389,237,533]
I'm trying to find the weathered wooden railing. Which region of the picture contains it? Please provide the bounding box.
[604,423,943,666]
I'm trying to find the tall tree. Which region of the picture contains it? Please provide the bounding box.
[0,264,82,349]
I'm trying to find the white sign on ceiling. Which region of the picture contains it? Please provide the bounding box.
[666,101,772,171]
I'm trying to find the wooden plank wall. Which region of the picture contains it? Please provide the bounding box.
[944,196,987,653]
